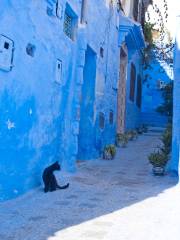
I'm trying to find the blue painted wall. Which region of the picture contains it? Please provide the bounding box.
[0,0,120,201]
[170,16,180,175]
[78,46,97,159]
[125,50,143,130]
[0,1,146,201]
[118,18,145,131]
[141,50,173,127]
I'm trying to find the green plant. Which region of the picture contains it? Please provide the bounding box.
[144,22,155,44]
[103,144,116,160]
[148,151,169,167]
[156,82,173,122]
[142,124,148,133]
[116,133,128,147]
[126,130,138,141]
[136,127,143,134]
[159,123,172,155]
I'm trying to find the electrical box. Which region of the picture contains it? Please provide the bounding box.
[55,59,62,84]
[0,35,14,71]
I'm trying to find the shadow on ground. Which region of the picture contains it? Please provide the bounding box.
[0,131,178,240]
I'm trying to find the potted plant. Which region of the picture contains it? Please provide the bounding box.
[126,130,134,141]
[116,133,128,147]
[160,124,172,155]
[126,130,138,141]
[148,151,169,175]
[142,124,148,133]
[136,126,143,134]
[103,144,116,160]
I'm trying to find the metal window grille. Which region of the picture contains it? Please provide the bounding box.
[63,12,73,39]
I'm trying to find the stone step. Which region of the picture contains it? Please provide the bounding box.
[148,126,165,133]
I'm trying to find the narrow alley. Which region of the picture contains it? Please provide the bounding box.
[0,128,178,240]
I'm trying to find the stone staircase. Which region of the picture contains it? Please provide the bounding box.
[144,126,165,137]
[141,112,168,127]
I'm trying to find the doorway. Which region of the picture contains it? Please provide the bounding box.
[117,45,128,133]
[78,46,97,159]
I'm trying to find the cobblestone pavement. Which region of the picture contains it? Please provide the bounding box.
[0,128,179,240]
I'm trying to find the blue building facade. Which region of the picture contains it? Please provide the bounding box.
[0,0,146,201]
[170,16,180,175]
[118,17,145,131]
[141,50,173,127]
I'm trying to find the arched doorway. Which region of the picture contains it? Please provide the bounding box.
[117,44,128,134]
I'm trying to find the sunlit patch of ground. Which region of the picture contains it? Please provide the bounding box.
[0,128,178,240]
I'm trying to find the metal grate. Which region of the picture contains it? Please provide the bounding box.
[63,12,73,39]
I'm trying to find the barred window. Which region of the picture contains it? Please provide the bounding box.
[63,3,78,40]
[129,63,136,102]
[64,13,73,39]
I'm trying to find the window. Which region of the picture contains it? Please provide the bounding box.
[99,112,105,129]
[64,13,73,39]
[100,47,104,58]
[46,0,63,18]
[56,1,63,19]
[109,110,114,124]
[26,43,36,57]
[4,42,9,49]
[133,0,139,21]
[136,75,142,108]
[55,59,62,84]
[129,63,136,102]
[81,0,87,23]
[63,3,78,40]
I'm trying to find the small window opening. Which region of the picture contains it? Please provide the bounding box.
[109,110,114,124]
[47,6,53,16]
[55,59,62,84]
[100,47,104,58]
[26,43,36,57]
[129,63,136,102]
[4,42,9,49]
[99,112,105,129]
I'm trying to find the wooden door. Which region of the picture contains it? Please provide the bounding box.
[117,47,127,134]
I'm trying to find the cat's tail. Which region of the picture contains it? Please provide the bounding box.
[57,183,69,190]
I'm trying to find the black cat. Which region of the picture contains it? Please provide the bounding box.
[42,161,69,193]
